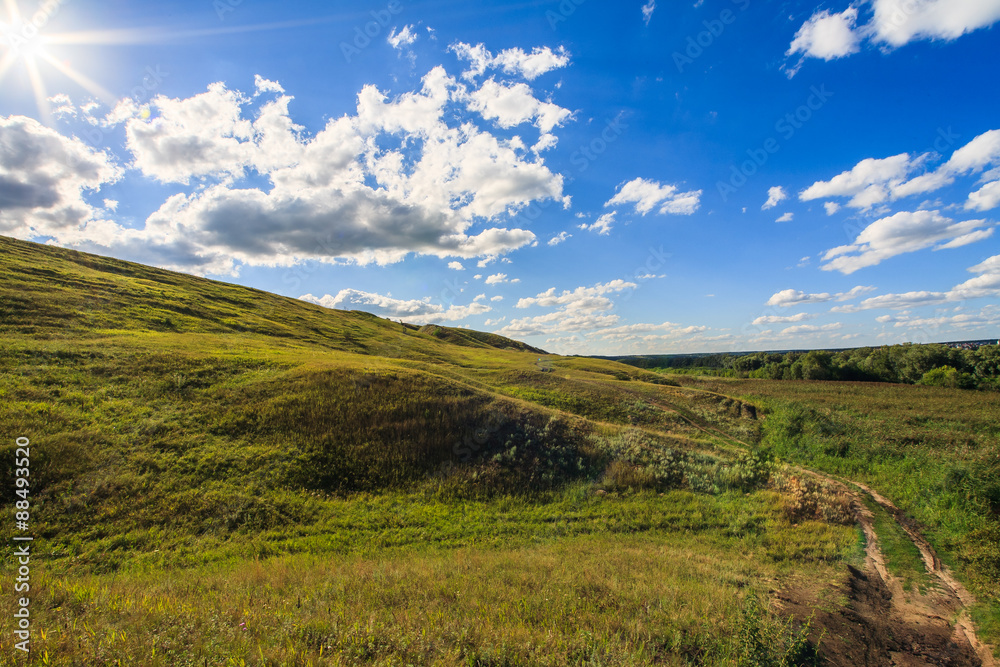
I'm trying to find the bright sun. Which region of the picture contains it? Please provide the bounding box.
[0,0,114,122]
[1,1,350,124]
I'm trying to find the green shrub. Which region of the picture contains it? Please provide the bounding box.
[736,591,821,666]
[918,365,975,389]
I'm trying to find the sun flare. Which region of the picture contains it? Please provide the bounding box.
[0,0,115,122]
[0,2,358,125]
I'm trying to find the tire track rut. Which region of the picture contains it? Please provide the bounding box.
[588,377,996,664]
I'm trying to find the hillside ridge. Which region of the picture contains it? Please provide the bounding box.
[0,234,542,356]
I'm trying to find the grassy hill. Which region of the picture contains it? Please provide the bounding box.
[0,234,996,665]
[0,235,769,563]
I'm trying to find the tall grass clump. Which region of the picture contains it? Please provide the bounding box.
[735,591,821,667]
[593,428,774,494]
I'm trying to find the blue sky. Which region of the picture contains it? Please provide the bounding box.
[1,0,999,354]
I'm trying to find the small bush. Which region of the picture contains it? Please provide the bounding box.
[772,473,854,526]
[918,365,975,389]
[736,590,821,666]
[602,459,658,491]
[715,450,773,492]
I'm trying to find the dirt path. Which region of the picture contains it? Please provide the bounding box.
[846,477,996,667]
[625,382,998,665]
[787,466,995,666]
[570,375,996,663]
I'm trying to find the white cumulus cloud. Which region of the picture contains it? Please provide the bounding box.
[831,254,1000,312]
[485,273,519,285]
[967,180,1000,211]
[642,0,656,25]
[0,115,123,242]
[820,210,993,274]
[496,280,637,339]
[467,79,571,133]
[868,0,1000,47]
[125,82,257,185]
[799,130,1000,213]
[579,212,617,235]
[300,289,490,324]
[781,322,843,335]
[751,312,816,325]
[786,0,1000,72]
[548,231,571,246]
[605,177,702,215]
[787,7,861,61]
[450,43,570,81]
[765,285,875,307]
[762,185,788,210]
[26,57,575,274]
[799,153,920,210]
[388,25,418,49]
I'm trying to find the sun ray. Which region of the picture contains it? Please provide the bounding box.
[44,12,356,46]
[38,50,116,106]
[3,0,21,23]
[4,4,359,123]
[43,26,177,46]
[0,49,15,82]
[23,55,51,123]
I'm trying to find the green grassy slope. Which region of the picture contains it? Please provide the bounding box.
[0,235,948,664]
[0,235,766,568]
[0,235,537,358]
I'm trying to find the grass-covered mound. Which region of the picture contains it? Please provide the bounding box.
[0,236,778,568]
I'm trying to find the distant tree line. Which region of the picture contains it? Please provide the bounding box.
[617,343,1000,391]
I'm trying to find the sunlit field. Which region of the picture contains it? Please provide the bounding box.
[1,236,996,664]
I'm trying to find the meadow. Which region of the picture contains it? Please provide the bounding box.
[673,375,1000,644]
[0,235,996,664]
